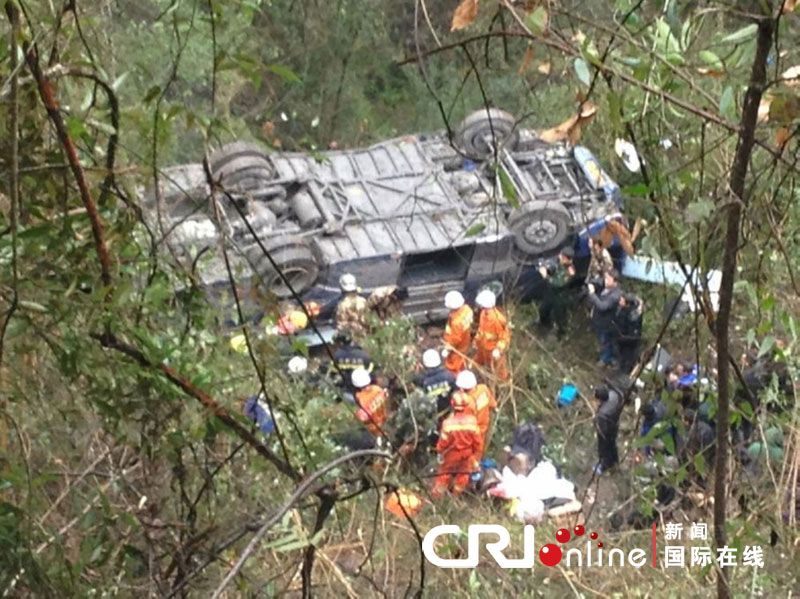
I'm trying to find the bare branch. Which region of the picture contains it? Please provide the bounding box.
[210,449,392,599]
[90,331,299,481]
[6,3,113,288]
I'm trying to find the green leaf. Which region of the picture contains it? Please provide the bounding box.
[65,115,86,139]
[607,91,622,132]
[19,224,53,239]
[756,319,773,336]
[275,537,312,552]
[89,543,105,565]
[622,183,649,197]
[653,18,681,55]
[758,335,776,357]
[580,36,601,64]
[740,401,754,418]
[266,64,301,83]
[665,52,685,66]
[498,169,519,208]
[720,24,757,44]
[526,7,548,35]
[18,301,47,313]
[719,86,735,119]
[686,200,714,224]
[465,223,486,237]
[111,72,129,91]
[290,337,310,356]
[662,433,675,456]
[632,61,650,81]
[143,85,161,104]
[469,569,481,590]
[746,328,756,348]
[693,453,706,477]
[263,531,299,550]
[574,57,591,86]
[620,56,643,67]
[699,50,724,71]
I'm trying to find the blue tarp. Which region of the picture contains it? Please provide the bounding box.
[557,383,579,407]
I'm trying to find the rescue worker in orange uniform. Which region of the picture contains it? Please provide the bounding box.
[441,290,474,374]
[351,368,390,437]
[432,392,482,499]
[473,289,511,380]
[455,370,497,456]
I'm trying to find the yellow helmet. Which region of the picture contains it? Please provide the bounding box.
[288,310,309,329]
[229,333,249,354]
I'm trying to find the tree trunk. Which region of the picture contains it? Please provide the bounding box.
[713,11,775,599]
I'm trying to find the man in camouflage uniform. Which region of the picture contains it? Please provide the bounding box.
[538,246,578,337]
[391,386,440,464]
[335,273,369,338]
[367,285,409,321]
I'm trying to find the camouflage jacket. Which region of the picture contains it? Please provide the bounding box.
[587,248,614,282]
[546,261,576,290]
[391,389,439,448]
[367,285,404,320]
[335,293,370,337]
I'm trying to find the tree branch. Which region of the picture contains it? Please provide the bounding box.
[210,449,392,599]
[90,331,299,481]
[713,10,775,599]
[0,14,21,375]
[5,3,113,288]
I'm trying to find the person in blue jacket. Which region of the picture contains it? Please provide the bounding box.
[244,395,276,438]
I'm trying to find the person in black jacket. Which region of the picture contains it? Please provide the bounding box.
[328,332,374,400]
[587,270,623,367]
[415,349,456,417]
[593,385,623,474]
[331,333,373,371]
[537,246,578,338]
[504,422,546,474]
[614,293,644,374]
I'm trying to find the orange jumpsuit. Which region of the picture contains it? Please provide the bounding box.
[443,305,474,373]
[474,307,511,380]
[467,383,497,455]
[355,384,390,436]
[433,411,481,499]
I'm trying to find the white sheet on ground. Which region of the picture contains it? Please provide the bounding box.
[488,461,576,517]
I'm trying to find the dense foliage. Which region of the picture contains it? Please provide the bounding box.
[0,0,798,597]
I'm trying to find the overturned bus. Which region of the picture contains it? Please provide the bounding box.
[144,108,625,339]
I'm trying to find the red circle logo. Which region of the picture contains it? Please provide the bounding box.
[539,544,563,567]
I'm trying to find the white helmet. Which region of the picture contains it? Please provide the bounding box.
[288,356,308,374]
[339,273,358,292]
[456,370,477,390]
[444,290,465,310]
[351,367,371,389]
[422,349,442,369]
[475,289,496,309]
